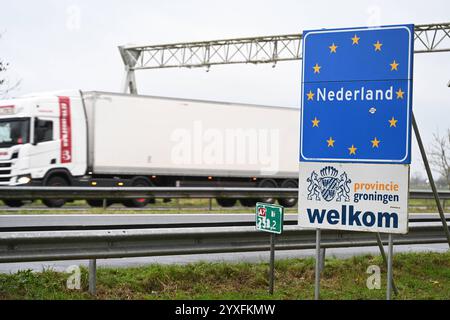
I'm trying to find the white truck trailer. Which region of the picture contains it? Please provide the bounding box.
[0,90,299,208]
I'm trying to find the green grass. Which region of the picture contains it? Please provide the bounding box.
[408,199,449,213]
[0,198,446,215]
[1,251,449,300]
[0,199,298,215]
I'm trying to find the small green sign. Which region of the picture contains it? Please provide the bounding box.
[255,202,284,234]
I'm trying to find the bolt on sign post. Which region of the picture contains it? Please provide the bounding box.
[255,202,284,295]
[299,24,414,300]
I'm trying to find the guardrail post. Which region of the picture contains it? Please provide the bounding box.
[375,233,398,295]
[314,229,321,300]
[176,181,181,210]
[269,233,276,295]
[386,234,394,300]
[88,259,97,296]
[319,248,326,272]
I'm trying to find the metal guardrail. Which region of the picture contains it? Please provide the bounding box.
[0,186,294,199]
[0,186,449,200]
[409,190,450,200]
[1,213,448,233]
[0,223,446,263]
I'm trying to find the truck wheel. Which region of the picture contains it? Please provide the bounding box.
[239,199,257,207]
[3,200,25,208]
[278,179,298,208]
[123,178,153,208]
[257,179,277,204]
[216,198,236,207]
[42,176,68,208]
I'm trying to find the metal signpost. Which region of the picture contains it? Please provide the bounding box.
[255,202,284,295]
[299,24,414,300]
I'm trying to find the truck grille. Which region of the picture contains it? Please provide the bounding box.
[0,161,13,184]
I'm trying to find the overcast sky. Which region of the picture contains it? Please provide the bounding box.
[1,0,449,177]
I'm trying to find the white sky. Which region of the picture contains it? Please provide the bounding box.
[1,0,449,178]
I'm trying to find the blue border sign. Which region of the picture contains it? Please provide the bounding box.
[300,25,414,164]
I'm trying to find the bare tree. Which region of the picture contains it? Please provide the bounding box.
[0,56,8,93]
[429,129,450,189]
[0,33,20,98]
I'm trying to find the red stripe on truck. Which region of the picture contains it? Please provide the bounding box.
[58,96,72,163]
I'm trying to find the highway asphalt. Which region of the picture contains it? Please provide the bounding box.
[0,213,276,228]
[1,213,448,230]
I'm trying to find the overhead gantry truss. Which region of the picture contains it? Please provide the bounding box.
[119,22,450,93]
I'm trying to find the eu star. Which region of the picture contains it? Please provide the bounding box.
[371,137,380,148]
[389,117,398,127]
[307,90,315,100]
[329,43,338,53]
[348,145,357,155]
[373,41,383,51]
[390,60,399,71]
[351,34,360,45]
[313,63,321,74]
[326,137,335,147]
[396,88,405,99]
[312,117,320,127]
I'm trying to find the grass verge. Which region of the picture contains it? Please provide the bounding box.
[0,198,445,215]
[0,251,449,300]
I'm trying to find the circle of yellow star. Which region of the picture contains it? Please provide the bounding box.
[313,63,321,74]
[312,117,320,127]
[371,137,380,148]
[373,41,383,51]
[396,88,404,99]
[329,43,338,53]
[351,34,360,45]
[307,90,315,100]
[348,145,357,155]
[389,117,398,127]
[390,60,399,71]
[326,137,335,147]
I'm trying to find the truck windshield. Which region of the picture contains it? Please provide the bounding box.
[0,118,30,147]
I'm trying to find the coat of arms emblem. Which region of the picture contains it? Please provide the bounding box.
[306,166,351,202]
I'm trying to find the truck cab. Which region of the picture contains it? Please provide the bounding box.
[0,91,87,197]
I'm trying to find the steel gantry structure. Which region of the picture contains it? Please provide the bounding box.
[119,22,450,94]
